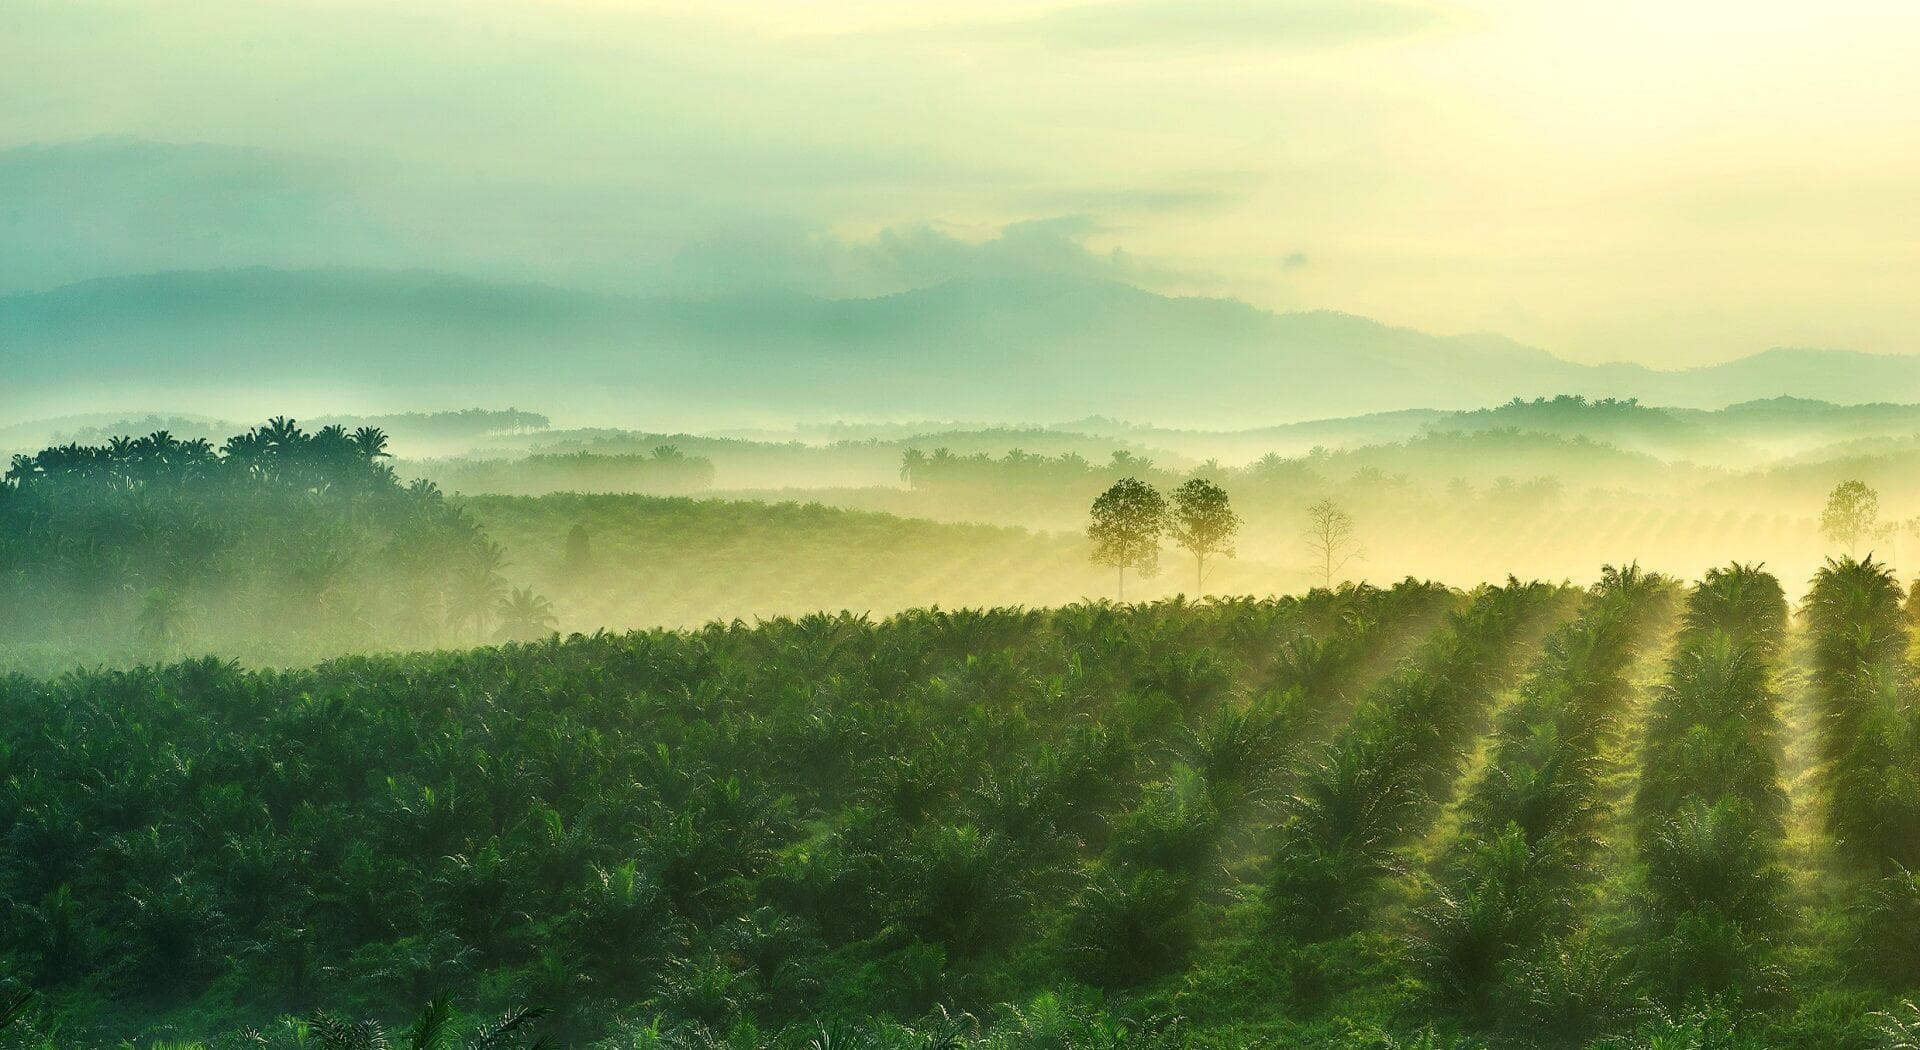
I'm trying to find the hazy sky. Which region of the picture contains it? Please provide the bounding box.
[4,0,1918,367]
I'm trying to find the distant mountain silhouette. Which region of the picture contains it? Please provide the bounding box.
[6,267,1917,425]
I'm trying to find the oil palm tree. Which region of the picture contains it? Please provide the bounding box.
[448,542,509,639]
[0,990,32,1035]
[495,587,557,642]
[136,586,190,652]
[900,448,927,489]
[307,994,548,1048]
[353,426,392,460]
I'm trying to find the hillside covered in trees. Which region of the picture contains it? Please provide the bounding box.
[0,419,547,674]
[9,401,1920,669]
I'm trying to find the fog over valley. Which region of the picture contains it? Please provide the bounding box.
[9,2,1920,1047]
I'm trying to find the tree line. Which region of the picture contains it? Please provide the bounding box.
[417,446,717,497]
[1084,475,1911,605]
[0,420,555,670]
[1086,476,1360,599]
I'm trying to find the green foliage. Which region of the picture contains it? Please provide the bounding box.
[1497,930,1633,1045]
[1805,556,1920,985]
[1169,478,1240,593]
[1415,566,1671,1014]
[1628,564,1790,1013]
[1820,480,1881,554]
[419,448,716,498]
[459,493,1098,633]
[0,420,549,669]
[6,561,1918,1046]
[1062,869,1200,989]
[304,995,548,1049]
[1588,1001,1765,1050]
[1086,477,1169,598]
[3,592,1442,1044]
[1269,579,1571,938]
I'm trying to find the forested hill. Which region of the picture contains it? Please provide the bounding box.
[0,419,549,673]
[7,267,1919,424]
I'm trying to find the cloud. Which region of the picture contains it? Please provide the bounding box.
[0,135,1226,302]
[660,216,1212,299]
[0,138,392,293]
[1010,174,1258,216]
[959,0,1450,50]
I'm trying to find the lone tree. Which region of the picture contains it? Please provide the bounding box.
[1821,480,1880,555]
[136,587,189,653]
[564,522,594,578]
[1089,477,1168,601]
[1871,515,1920,568]
[900,449,927,490]
[1171,478,1241,594]
[496,587,557,642]
[1304,498,1362,588]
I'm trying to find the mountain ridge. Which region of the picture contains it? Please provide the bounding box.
[5,266,1916,426]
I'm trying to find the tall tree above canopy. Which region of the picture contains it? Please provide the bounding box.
[563,522,594,578]
[899,448,927,489]
[351,426,391,460]
[1304,498,1362,589]
[1171,478,1240,595]
[1821,480,1880,556]
[1088,477,1167,602]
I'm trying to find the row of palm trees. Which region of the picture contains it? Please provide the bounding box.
[13,568,1920,1045]
[1630,564,1790,1009]
[1804,557,1920,978]
[6,417,393,492]
[1414,565,1673,1038]
[0,595,1382,1044]
[1266,578,1575,937]
[1064,578,1457,988]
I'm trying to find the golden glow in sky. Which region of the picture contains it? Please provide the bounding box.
[3,0,1917,366]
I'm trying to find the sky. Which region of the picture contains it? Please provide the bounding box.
[3,0,1919,368]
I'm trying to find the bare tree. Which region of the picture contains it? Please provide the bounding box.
[1304,498,1362,588]
[1171,478,1241,594]
[1867,514,1920,568]
[1088,477,1168,602]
